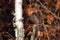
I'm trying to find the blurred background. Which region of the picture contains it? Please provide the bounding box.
[0,0,60,40]
[0,0,15,40]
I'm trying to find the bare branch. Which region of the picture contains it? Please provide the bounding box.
[37,0,60,20]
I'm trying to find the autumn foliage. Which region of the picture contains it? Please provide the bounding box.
[23,0,60,40]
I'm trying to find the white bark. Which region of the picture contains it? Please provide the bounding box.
[14,0,24,40]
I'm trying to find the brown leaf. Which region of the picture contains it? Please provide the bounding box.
[47,15,54,24]
[55,1,60,9]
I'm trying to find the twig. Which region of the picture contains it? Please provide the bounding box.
[40,11,50,40]
[37,0,60,20]
[6,32,15,40]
